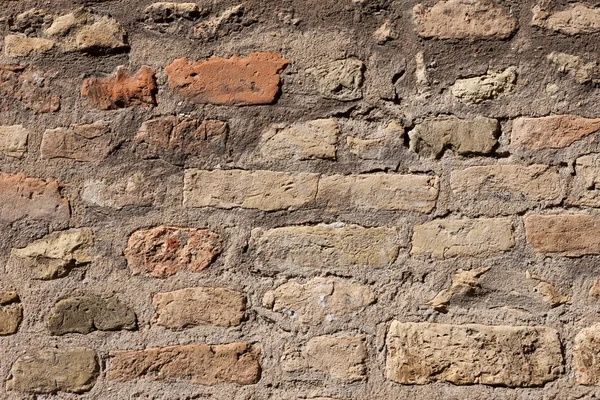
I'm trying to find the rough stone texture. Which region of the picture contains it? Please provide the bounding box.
[144,2,202,22]
[259,119,339,161]
[308,58,364,101]
[548,52,600,85]
[0,173,69,226]
[0,65,60,113]
[532,3,600,35]
[283,336,366,382]
[165,53,289,105]
[450,164,563,215]
[512,115,600,150]
[411,218,515,259]
[346,120,404,161]
[263,277,375,325]
[134,116,228,165]
[451,67,517,103]
[574,325,600,385]
[12,228,93,279]
[47,295,137,335]
[0,125,28,158]
[524,214,600,256]
[386,321,563,386]
[152,287,246,328]
[107,343,261,385]
[427,267,490,312]
[124,226,222,278]
[317,174,439,212]
[590,278,600,300]
[409,115,499,158]
[569,154,600,207]
[4,35,54,57]
[412,0,518,40]
[40,122,113,162]
[184,169,319,211]
[6,348,99,393]
[81,65,157,110]
[0,291,22,335]
[251,224,401,271]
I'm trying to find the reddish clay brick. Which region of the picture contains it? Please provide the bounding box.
[0,65,60,113]
[107,343,261,385]
[81,65,157,110]
[124,226,222,278]
[165,52,289,105]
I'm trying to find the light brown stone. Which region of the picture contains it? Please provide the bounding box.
[532,4,600,35]
[283,336,366,382]
[0,65,60,113]
[263,277,375,325]
[386,321,563,386]
[450,164,563,214]
[346,120,404,161]
[251,224,401,271]
[308,58,364,101]
[107,343,261,385]
[183,169,319,211]
[524,214,600,256]
[0,291,22,335]
[12,228,93,279]
[568,154,600,207]
[4,35,54,57]
[317,173,439,213]
[548,52,600,84]
[165,52,289,105]
[411,218,515,259]
[511,115,600,150]
[0,173,70,225]
[152,287,245,328]
[590,278,600,300]
[574,325,600,385]
[427,267,490,312]
[409,115,498,158]
[6,348,99,393]
[145,2,202,22]
[413,0,518,40]
[259,119,339,161]
[0,125,28,158]
[41,122,113,162]
[451,67,517,103]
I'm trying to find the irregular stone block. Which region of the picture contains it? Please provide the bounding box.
[41,122,113,162]
[451,67,517,103]
[512,115,600,150]
[308,58,364,101]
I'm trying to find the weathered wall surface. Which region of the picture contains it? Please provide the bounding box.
[2,0,600,399]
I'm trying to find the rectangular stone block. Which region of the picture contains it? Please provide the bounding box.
[183,169,319,211]
[40,122,113,162]
[512,115,600,150]
[386,321,563,387]
[411,218,514,258]
[525,214,600,256]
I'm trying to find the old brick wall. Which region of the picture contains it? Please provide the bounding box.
[2,0,600,398]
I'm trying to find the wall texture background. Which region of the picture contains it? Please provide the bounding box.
[2,0,600,398]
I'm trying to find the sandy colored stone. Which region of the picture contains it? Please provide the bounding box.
[44,9,87,37]
[346,120,404,161]
[568,154,600,207]
[574,325,600,385]
[0,291,22,335]
[512,115,600,150]
[308,58,364,101]
[41,122,112,162]
[81,65,157,110]
[532,4,600,35]
[590,278,600,300]
[263,277,375,325]
[251,224,401,271]
[184,169,319,211]
[283,336,366,382]
[428,267,490,312]
[74,16,127,52]
[4,35,54,57]
[450,164,562,214]
[0,290,19,305]
[124,226,222,278]
[386,321,563,386]
[548,52,600,84]
[152,287,245,328]
[0,65,60,113]
[6,348,99,393]
[0,172,69,225]
[12,228,93,279]
[409,115,498,158]
[193,5,244,40]
[145,2,202,21]
[11,8,46,34]
[524,214,600,256]
[135,116,228,165]
[0,125,28,158]
[412,0,517,40]
[165,52,289,105]
[107,343,261,385]
[411,218,514,259]
[259,118,339,161]
[47,295,137,335]
[317,173,438,213]
[451,67,517,103]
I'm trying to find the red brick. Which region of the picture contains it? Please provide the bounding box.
[0,65,60,113]
[165,52,289,105]
[107,343,261,385]
[81,65,157,110]
[124,226,222,278]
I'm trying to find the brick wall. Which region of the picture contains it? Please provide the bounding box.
[1,0,600,398]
